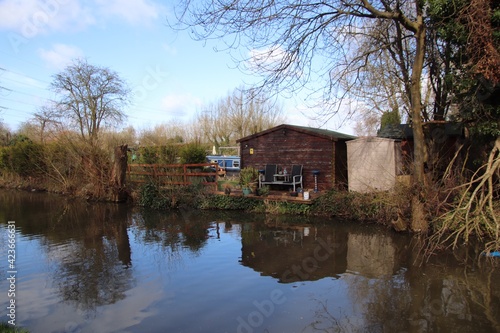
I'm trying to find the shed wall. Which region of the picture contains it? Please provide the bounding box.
[347,138,398,192]
[240,129,338,190]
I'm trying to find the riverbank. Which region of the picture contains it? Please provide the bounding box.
[133,180,405,228]
[2,175,499,257]
[0,175,404,227]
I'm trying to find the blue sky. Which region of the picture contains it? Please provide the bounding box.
[0,0,355,134]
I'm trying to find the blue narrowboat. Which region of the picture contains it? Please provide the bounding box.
[206,155,241,172]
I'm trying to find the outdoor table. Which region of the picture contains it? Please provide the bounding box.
[273,174,290,183]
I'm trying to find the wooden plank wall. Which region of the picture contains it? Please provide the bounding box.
[240,129,339,191]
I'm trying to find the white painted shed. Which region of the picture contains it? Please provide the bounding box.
[347,137,402,193]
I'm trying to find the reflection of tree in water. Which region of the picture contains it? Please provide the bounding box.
[300,231,500,333]
[48,202,134,313]
[414,259,500,332]
[302,299,356,333]
[344,258,499,332]
[132,209,211,254]
[56,239,132,312]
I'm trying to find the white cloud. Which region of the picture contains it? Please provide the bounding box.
[160,93,202,118]
[0,0,165,37]
[38,44,85,70]
[283,98,357,135]
[247,46,290,72]
[0,0,95,37]
[94,0,164,25]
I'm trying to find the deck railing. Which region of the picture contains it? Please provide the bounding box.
[127,162,219,190]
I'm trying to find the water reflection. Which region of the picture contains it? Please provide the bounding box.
[15,198,135,313]
[131,209,211,252]
[50,205,133,313]
[237,218,500,332]
[240,219,348,282]
[0,190,499,333]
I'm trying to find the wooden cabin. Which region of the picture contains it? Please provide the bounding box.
[237,124,356,191]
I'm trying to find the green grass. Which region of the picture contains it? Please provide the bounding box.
[0,323,29,333]
[217,178,240,191]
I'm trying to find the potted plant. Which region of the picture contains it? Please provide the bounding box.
[240,167,258,196]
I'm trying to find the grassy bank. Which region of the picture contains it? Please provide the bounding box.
[133,180,500,256]
[135,181,402,225]
[0,323,29,333]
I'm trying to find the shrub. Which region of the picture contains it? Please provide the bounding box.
[263,200,311,215]
[134,145,179,164]
[311,189,394,223]
[138,181,209,210]
[136,146,158,164]
[179,143,206,164]
[139,182,169,210]
[199,193,263,210]
[0,138,45,176]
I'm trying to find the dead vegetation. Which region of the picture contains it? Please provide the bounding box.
[428,137,500,255]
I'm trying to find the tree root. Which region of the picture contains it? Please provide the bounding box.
[428,137,500,256]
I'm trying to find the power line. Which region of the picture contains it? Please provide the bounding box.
[0,86,52,103]
[0,96,43,108]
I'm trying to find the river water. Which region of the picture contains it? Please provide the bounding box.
[0,189,499,333]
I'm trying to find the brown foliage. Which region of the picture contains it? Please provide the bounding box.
[462,0,500,84]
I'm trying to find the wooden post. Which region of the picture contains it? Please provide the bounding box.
[111,144,128,202]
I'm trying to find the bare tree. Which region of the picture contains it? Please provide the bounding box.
[228,88,285,138]
[196,87,284,148]
[198,97,234,149]
[30,104,61,143]
[175,0,428,231]
[138,122,186,146]
[0,121,10,146]
[50,59,130,147]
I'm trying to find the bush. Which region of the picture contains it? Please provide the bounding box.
[138,181,209,210]
[311,189,395,223]
[199,193,263,210]
[135,145,179,164]
[139,182,170,210]
[179,144,206,164]
[32,140,83,193]
[0,138,45,176]
[263,200,311,215]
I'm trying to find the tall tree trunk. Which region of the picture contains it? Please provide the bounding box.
[409,15,428,233]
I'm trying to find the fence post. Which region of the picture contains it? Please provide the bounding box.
[214,162,219,191]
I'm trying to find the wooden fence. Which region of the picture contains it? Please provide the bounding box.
[127,162,220,190]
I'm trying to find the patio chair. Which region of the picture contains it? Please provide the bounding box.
[283,164,303,191]
[260,164,277,187]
